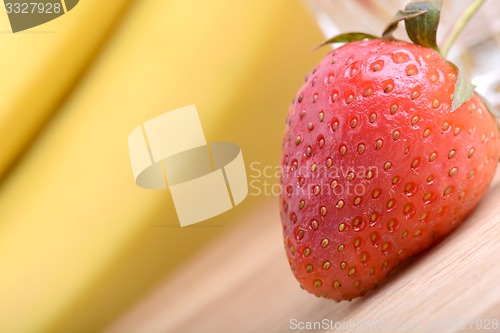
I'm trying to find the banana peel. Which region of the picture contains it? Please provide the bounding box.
[0,0,133,178]
[0,0,324,332]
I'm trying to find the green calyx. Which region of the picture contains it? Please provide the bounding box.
[313,1,445,52]
[314,0,492,115]
[383,0,441,52]
[448,62,476,112]
[313,32,378,51]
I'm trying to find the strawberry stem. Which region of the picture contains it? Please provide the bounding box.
[441,0,486,57]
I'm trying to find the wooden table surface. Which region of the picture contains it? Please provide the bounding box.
[107,169,500,333]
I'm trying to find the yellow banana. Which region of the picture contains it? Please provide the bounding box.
[0,0,323,332]
[0,0,132,177]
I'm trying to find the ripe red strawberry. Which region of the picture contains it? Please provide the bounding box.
[280,3,500,301]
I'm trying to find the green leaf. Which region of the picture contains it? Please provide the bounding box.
[404,0,442,52]
[382,9,428,40]
[449,62,475,112]
[313,32,378,51]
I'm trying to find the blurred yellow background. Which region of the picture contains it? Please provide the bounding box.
[0,0,324,332]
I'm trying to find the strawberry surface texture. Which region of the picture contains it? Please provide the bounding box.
[280,39,500,301]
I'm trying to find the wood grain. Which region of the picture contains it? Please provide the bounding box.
[107,170,500,333]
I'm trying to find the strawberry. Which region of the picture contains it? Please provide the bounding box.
[280,1,500,301]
